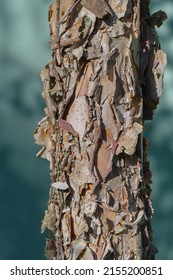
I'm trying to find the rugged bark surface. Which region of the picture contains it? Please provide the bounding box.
[34,0,166,259]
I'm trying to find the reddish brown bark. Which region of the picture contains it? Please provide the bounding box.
[34,0,166,259]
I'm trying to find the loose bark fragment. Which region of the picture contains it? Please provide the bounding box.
[52,181,69,190]
[81,0,113,19]
[34,0,166,259]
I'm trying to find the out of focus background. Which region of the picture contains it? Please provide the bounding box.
[0,0,172,259]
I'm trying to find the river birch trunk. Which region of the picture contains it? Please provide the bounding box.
[34,0,166,260]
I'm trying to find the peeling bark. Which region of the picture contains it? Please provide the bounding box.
[34,0,166,260]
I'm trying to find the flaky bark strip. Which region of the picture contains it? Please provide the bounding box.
[34,0,166,260]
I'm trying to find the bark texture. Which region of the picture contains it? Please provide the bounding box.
[34,0,166,260]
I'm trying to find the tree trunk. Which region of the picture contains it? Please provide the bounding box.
[34,0,166,260]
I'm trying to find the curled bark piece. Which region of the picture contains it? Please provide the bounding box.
[52,181,69,191]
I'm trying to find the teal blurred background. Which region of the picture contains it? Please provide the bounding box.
[0,0,172,259]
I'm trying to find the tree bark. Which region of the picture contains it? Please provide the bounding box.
[34,0,166,259]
